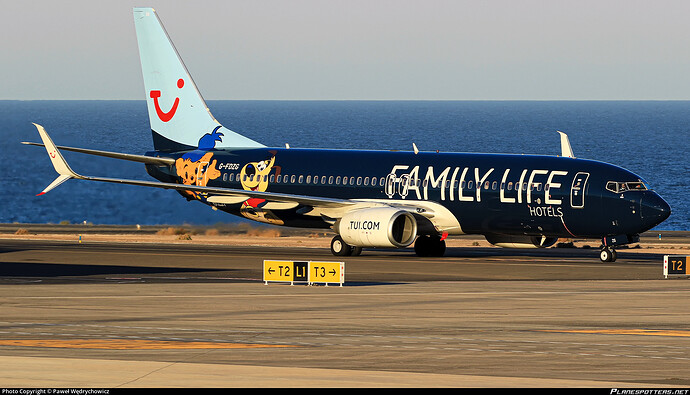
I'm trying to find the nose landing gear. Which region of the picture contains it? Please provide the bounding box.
[599,247,617,262]
[599,234,639,263]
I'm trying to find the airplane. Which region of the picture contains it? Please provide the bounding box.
[25,7,671,262]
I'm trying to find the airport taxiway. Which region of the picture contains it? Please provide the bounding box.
[1,228,689,387]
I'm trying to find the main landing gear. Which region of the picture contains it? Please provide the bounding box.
[330,235,362,256]
[414,235,446,257]
[328,234,447,257]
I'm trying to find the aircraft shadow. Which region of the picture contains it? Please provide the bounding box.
[0,261,225,278]
[443,247,666,262]
[363,246,666,262]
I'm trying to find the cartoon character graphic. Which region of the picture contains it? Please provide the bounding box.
[175,126,223,199]
[239,154,284,225]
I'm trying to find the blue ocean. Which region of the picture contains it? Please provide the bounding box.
[1,100,687,231]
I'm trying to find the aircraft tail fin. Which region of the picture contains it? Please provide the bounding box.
[133,7,264,152]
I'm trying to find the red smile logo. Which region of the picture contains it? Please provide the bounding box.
[150,78,184,122]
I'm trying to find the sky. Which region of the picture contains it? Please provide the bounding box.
[3,0,690,100]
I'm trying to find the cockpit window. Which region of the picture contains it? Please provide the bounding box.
[606,181,648,193]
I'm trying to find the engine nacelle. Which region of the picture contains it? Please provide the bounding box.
[337,208,417,248]
[484,234,558,249]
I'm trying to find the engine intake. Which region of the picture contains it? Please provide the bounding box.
[484,234,558,249]
[337,208,417,248]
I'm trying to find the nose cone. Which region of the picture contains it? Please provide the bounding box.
[641,192,671,230]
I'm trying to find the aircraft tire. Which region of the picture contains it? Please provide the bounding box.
[599,248,617,262]
[414,235,446,257]
[414,235,431,257]
[435,239,447,257]
[331,235,352,256]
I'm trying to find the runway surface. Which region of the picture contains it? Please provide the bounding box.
[1,235,690,387]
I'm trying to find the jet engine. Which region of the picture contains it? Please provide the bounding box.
[484,234,558,249]
[337,207,417,248]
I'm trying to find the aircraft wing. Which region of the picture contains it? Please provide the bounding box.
[22,141,175,165]
[31,124,462,232]
[31,123,353,208]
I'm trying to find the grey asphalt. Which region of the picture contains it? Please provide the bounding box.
[0,236,689,387]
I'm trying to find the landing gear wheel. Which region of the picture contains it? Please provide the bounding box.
[599,247,617,262]
[331,235,357,256]
[414,235,447,257]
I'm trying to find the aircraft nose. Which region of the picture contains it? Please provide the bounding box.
[641,192,671,228]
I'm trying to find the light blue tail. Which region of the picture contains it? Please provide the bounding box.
[133,7,264,151]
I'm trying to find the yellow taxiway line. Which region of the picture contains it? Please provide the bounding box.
[539,329,690,337]
[0,339,298,350]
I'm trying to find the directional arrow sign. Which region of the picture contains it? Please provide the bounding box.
[264,261,298,282]
[263,260,344,286]
[309,261,345,286]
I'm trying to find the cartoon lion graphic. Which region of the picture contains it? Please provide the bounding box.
[175,127,223,199]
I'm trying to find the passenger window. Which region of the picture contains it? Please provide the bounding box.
[306,175,311,184]
[364,177,369,186]
[336,176,341,185]
[491,181,497,190]
[357,177,362,185]
[290,175,296,184]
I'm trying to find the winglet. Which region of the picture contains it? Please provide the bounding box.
[33,123,80,195]
[556,131,575,158]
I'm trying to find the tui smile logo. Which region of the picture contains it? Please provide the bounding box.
[150,78,184,122]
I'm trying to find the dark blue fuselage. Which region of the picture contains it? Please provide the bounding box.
[146,147,671,240]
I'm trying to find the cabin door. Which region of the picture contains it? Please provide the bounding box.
[570,172,589,209]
